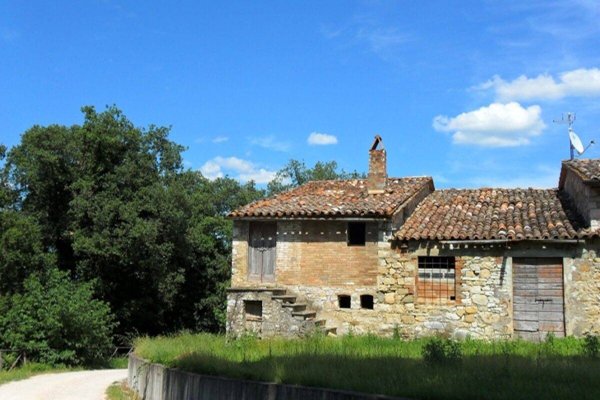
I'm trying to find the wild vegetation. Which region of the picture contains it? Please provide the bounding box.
[106,381,140,400]
[135,333,600,400]
[0,363,72,385]
[0,106,353,367]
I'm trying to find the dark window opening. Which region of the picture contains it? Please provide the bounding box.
[418,256,456,304]
[347,222,366,246]
[360,295,374,309]
[244,300,263,321]
[338,295,351,309]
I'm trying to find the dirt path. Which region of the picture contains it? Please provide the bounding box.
[0,369,128,400]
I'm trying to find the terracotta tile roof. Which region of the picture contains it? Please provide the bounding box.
[560,159,600,186]
[229,177,433,219]
[396,188,594,241]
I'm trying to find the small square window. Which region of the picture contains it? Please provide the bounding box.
[244,300,262,321]
[338,295,351,309]
[347,222,366,246]
[417,256,456,304]
[360,295,374,310]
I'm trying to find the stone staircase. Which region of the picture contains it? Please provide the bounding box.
[271,291,337,336]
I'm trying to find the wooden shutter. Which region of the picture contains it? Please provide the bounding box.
[248,222,277,282]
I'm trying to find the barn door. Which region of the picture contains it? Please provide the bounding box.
[248,222,277,282]
[513,258,565,340]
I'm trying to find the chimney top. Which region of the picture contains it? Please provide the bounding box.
[368,135,387,194]
[370,135,384,151]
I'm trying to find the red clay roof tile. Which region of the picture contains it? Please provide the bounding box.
[229,177,433,219]
[396,188,594,241]
[560,159,600,184]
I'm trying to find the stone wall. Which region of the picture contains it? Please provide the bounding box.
[230,217,600,339]
[226,288,321,338]
[561,168,600,229]
[375,242,513,339]
[564,240,600,336]
[278,244,511,338]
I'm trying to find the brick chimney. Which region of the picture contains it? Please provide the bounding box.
[368,135,387,194]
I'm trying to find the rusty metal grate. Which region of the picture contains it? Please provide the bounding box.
[418,256,456,304]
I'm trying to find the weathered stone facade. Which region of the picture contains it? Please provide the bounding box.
[560,166,600,229]
[227,148,600,340]
[226,288,324,338]
[227,232,600,339]
[564,241,600,336]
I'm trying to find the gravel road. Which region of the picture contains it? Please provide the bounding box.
[0,369,128,400]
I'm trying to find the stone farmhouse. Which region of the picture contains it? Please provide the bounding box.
[226,136,600,340]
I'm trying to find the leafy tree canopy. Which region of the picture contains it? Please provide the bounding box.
[0,268,115,366]
[267,159,364,196]
[1,105,364,349]
[2,106,263,338]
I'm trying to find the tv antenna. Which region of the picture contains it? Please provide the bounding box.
[553,112,594,160]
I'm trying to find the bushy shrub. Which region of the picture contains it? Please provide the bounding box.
[583,335,600,358]
[422,336,462,365]
[0,268,116,366]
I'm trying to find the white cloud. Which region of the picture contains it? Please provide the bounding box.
[477,68,600,101]
[307,132,338,146]
[433,102,546,147]
[212,136,229,143]
[250,135,290,152]
[199,160,224,180]
[238,169,278,183]
[199,156,277,184]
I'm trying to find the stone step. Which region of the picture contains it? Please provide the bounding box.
[282,303,307,311]
[314,319,326,327]
[325,327,337,336]
[271,295,296,303]
[292,310,316,320]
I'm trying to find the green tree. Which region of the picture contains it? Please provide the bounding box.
[3,106,263,337]
[267,159,363,195]
[1,144,18,211]
[0,145,54,295]
[0,211,54,295]
[0,268,116,366]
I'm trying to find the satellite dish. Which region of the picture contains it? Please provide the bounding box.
[555,112,594,159]
[569,129,585,154]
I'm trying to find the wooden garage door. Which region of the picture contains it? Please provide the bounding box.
[513,258,565,340]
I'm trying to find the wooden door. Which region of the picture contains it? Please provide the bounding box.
[513,258,565,340]
[248,222,277,282]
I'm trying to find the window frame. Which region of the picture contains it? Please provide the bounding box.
[360,294,374,310]
[338,294,351,309]
[244,300,263,321]
[416,256,459,304]
[347,222,366,246]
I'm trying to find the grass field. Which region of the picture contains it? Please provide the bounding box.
[0,363,71,385]
[106,381,140,400]
[135,333,600,400]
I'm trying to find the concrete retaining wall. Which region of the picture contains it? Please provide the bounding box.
[128,354,410,400]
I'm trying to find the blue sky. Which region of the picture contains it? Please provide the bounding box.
[1,1,600,189]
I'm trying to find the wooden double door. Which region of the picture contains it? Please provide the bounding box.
[513,258,565,340]
[248,222,277,282]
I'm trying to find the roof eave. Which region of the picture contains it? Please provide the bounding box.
[230,215,391,222]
